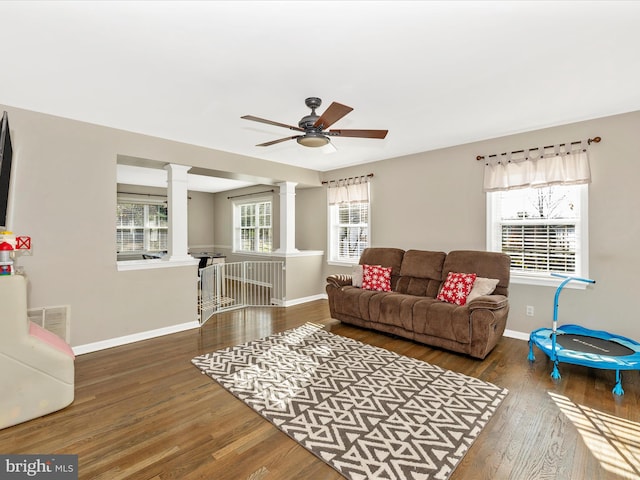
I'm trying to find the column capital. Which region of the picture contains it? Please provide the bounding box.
[277,181,298,190]
[164,163,192,174]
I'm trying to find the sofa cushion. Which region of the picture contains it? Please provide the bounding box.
[372,293,422,331]
[362,265,392,291]
[332,287,383,322]
[396,250,446,297]
[359,248,404,272]
[437,272,477,306]
[412,299,471,344]
[399,250,446,279]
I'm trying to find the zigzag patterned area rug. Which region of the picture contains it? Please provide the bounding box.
[192,323,508,480]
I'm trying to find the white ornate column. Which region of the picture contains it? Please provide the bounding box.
[274,181,299,254]
[164,163,192,262]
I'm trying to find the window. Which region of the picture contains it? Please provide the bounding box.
[116,201,168,253]
[487,184,588,284]
[329,201,369,263]
[234,199,272,253]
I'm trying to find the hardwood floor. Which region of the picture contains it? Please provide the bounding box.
[1,300,639,479]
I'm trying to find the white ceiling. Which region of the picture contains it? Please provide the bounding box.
[2,1,640,174]
[116,164,256,193]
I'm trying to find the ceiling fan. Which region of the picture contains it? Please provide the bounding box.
[241,97,388,148]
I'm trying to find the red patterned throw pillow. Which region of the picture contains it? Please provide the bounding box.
[362,264,392,292]
[437,272,477,306]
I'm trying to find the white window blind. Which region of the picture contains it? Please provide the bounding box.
[331,202,369,262]
[116,201,168,253]
[488,184,587,281]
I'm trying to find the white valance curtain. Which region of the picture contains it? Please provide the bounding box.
[327,175,370,205]
[483,140,592,192]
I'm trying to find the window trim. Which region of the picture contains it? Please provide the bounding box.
[232,196,273,254]
[486,184,589,288]
[116,257,198,271]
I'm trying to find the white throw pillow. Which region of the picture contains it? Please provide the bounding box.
[467,277,499,302]
[352,265,363,288]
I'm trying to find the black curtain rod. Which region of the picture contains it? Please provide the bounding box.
[118,191,166,198]
[117,191,193,200]
[227,189,275,200]
[322,173,374,185]
[476,136,601,161]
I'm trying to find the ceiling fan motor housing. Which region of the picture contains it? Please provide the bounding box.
[298,114,320,130]
[299,97,323,129]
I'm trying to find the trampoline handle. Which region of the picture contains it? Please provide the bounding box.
[551,273,596,285]
[551,274,596,331]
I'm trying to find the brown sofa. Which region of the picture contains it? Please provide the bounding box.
[326,248,511,359]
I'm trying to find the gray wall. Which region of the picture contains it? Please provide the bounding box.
[3,104,320,347]
[187,190,215,251]
[313,110,640,340]
[295,186,327,252]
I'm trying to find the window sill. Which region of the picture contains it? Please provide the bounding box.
[510,274,589,290]
[271,250,324,258]
[117,257,199,271]
[232,251,274,257]
[327,260,358,268]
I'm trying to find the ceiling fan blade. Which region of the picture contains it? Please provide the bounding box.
[256,136,301,147]
[313,102,353,129]
[241,115,304,132]
[329,129,388,139]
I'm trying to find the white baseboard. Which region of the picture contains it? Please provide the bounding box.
[503,329,530,341]
[73,320,200,355]
[73,297,525,355]
[73,296,329,355]
[283,293,328,307]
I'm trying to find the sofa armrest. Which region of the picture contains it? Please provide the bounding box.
[326,274,353,288]
[467,294,508,311]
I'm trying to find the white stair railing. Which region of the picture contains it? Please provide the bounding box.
[199,261,285,325]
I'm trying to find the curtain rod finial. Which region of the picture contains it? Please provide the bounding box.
[476,155,485,161]
[589,136,601,144]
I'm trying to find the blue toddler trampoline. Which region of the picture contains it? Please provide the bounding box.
[528,274,640,395]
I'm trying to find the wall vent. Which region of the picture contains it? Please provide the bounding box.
[27,305,70,343]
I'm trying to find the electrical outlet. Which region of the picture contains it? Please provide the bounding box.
[526,305,534,316]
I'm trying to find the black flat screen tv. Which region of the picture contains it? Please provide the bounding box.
[0,111,13,229]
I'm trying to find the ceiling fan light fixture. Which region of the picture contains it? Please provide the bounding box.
[297,133,330,148]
